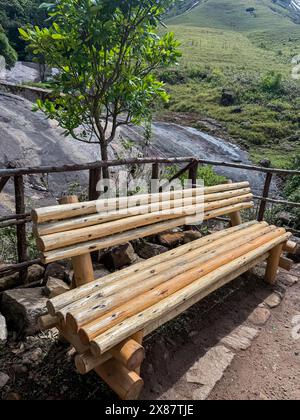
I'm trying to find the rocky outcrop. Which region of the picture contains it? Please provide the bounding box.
[0,314,8,346]
[100,243,141,270]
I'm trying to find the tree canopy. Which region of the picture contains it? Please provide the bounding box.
[20,0,181,178]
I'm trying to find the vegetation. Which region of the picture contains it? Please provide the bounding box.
[20,0,181,179]
[0,0,46,60]
[0,25,17,68]
[159,0,300,169]
[166,164,227,186]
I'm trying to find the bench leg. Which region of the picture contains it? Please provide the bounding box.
[229,211,242,227]
[265,244,284,284]
[131,330,144,375]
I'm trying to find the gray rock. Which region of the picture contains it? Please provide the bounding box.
[259,159,271,168]
[264,293,282,309]
[0,372,10,389]
[93,264,111,279]
[220,89,236,106]
[0,313,8,345]
[27,264,45,283]
[248,307,271,326]
[100,243,139,270]
[186,345,235,400]
[157,231,185,248]
[133,240,168,259]
[43,277,70,298]
[1,288,47,336]
[220,326,259,351]
[44,263,66,281]
[183,230,203,243]
[0,272,21,291]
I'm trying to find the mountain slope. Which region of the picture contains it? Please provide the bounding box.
[169,0,298,31]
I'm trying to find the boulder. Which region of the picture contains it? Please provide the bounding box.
[100,243,140,270]
[220,89,236,106]
[0,372,10,389]
[27,264,45,283]
[133,240,168,259]
[43,277,70,298]
[1,288,48,336]
[93,264,111,279]
[44,262,67,281]
[0,272,21,292]
[183,230,203,244]
[158,232,185,248]
[259,159,271,168]
[0,313,8,346]
[248,307,271,326]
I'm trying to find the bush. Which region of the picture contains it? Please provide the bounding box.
[261,71,282,93]
[165,164,227,187]
[0,30,17,69]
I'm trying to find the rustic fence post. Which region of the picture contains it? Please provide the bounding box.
[258,172,273,222]
[14,175,28,283]
[188,161,198,188]
[89,168,102,201]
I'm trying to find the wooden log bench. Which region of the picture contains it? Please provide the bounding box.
[32,182,296,400]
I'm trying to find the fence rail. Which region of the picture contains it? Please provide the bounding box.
[0,157,299,280]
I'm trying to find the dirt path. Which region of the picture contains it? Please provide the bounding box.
[0,264,299,400]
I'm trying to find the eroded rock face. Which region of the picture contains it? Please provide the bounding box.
[1,288,47,336]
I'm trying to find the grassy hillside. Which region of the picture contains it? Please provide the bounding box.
[159,0,300,169]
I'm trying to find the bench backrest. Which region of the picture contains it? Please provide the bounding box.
[32,182,254,264]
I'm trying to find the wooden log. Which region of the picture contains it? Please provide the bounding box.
[90,232,291,356]
[32,182,249,223]
[38,194,253,253]
[65,223,272,330]
[0,176,10,193]
[38,314,59,331]
[75,351,111,375]
[144,254,269,337]
[110,339,145,372]
[42,202,254,264]
[283,240,298,254]
[80,228,286,345]
[265,244,284,284]
[46,220,260,315]
[94,359,144,400]
[89,168,101,201]
[258,172,273,222]
[279,256,293,272]
[36,187,252,237]
[58,196,95,288]
[229,211,242,227]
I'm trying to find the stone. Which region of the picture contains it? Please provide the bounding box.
[0,372,10,389]
[44,262,67,281]
[1,288,48,336]
[278,211,294,226]
[276,271,298,286]
[100,243,139,270]
[220,89,236,106]
[183,231,203,244]
[27,264,45,283]
[248,307,271,326]
[158,232,185,248]
[264,293,282,309]
[93,264,111,279]
[0,272,21,291]
[259,159,271,168]
[187,345,235,400]
[220,326,259,351]
[0,313,8,346]
[43,277,70,298]
[133,240,168,259]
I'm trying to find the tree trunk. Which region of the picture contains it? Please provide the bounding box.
[100,141,110,180]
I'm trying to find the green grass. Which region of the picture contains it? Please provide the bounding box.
[159,0,300,169]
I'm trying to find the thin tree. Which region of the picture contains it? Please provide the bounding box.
[20,0,181,179]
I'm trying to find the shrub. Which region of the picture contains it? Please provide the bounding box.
[0,30,17,69]
[261,71,282,93]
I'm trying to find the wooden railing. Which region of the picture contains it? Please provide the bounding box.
[0,157,299,280]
